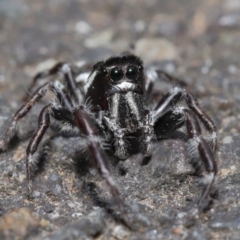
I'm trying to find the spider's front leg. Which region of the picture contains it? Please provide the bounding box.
[72,106,122,206]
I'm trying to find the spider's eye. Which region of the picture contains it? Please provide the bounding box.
[101,67,107,75]
[110,67,123,82]
[126,66,138,80]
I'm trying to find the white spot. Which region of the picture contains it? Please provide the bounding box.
[228,64,238,74]
[60,124,75,132]
[83,70,97,93]
[61,64,71,73]
[170,86,183,94]
[75,21,92,35]
[111,94,120,119]
[86,135,100,143]
[75,72,90,83]
[125,92,140,120]
[114,81,135,91]
[187,136,201,159]
[72,212,83,218]
[75,60,86,68]
[146,67,158,83]
[55,184,62,193]
[28,154,39,170]
[53,81,65,91]
[222,135,233,144]
[201,172,215,184]
[134,20,146,33]
[190,136,201,147]
[211,132,217,140]
[173,106,186,115]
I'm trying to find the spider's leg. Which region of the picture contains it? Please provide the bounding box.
[144,68,187,101]
[152,87,217,210]
[24,62,65,100]
[103,116,129,159]
[140,111,156,157]
[26,104,77,194]
[184,109,217,210]
[154,70,187,87]
[154,107,217,210]
[72,106,122,206]
[25,62,84,104]
[60,63,84,105]
[0,81,73,150]
[26,104,51,194]
[154,109,185,136]
[186,93,217,152]
[152,86,217,152]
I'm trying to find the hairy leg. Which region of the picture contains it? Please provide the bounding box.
[73,106,123,206]
[0,81,73,150]
[24,62,84,104]
[153,86,217,152]
[154,107,217,211]
[26,104,51,194]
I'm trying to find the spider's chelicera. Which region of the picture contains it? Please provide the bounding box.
[0,54,217,211]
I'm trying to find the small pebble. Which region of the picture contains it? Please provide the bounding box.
[222,136,233,144]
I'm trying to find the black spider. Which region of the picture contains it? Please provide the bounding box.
[0,54,217,212]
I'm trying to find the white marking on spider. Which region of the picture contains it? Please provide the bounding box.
[114,81,135,91]
[84,70,97,93]
[187,136,201,159]
[61,64,71,73]
[201,172,215,184]
[75,72,91,84]
[53,81,65,91]
[111,93,120,119]
[28,154,39,171]
[170,86,184,94]
[146,67,158,83]
[125,91,141,121]
[210,132,217,141]
[173,106,186,115]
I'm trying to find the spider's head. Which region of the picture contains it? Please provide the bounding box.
[101,55,144,95]
[85,54,145,110]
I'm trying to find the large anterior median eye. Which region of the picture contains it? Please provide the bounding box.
[126,66,138,80]
[110,67,123,82]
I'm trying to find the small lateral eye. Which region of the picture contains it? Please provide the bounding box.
[126,65,138,80]
[110,67,123,81]
[101,67,107,75]
[138,65,143,71]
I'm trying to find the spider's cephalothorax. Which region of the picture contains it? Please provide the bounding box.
[86,55,154,159]
[0,54,217,212]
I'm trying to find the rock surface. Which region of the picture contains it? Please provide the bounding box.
[0,0,240,239]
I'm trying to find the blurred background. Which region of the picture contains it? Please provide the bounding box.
[0,0,240,239]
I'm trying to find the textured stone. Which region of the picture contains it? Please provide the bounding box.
[0,0,239,240]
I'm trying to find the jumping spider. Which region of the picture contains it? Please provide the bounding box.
[0,54,217,212]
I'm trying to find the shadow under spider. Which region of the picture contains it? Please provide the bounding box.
[81,181,145,231]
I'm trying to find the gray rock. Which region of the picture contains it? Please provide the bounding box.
[46,209,106,240]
